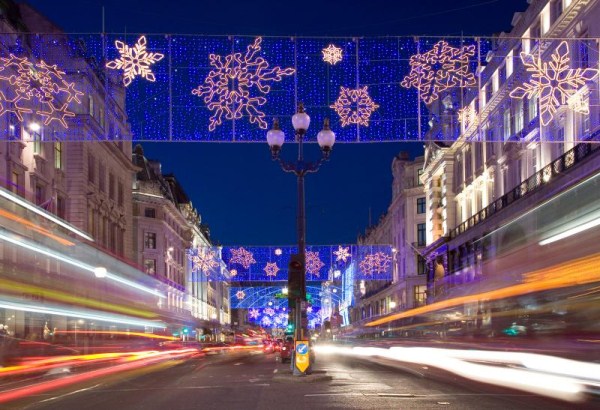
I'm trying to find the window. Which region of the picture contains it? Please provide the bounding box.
[455,154,463,187]
[464,148,472,179]
[35,185,44,206]
[57,196,66,219]
[475,142,483,170]
[417,256,427,275]
[118,181,124,206]
[515,100,524,133]
[99,163,105,192]
[505,50,513,78]
[32,127,42,155]
[417,197,426,214]
[414,285,427,307]
[528,95,538,122]
[8,113,20,139]
[54,142,63,170]
[486,82,493,104]
[417,168,424,186]
[10,171,19,194]
[503,108,511,140]
[88,208,96,237]
[144,232,157,249]
[144,259,157,275]
[417,223,426,246]
[88,154,95,184]
[108,173,115,200]
[486,127,495,160]
[552,0,564,23]
[556,127,565,156]
[531,146,538,175]
[99,108,105,129]
[89,96,94,117]
[145,208,156,218]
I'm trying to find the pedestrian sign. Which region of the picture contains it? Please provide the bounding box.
[295,340,310,373]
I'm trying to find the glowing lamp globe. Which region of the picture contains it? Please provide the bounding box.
[317,118,335,153]
[266,128,285,148]
[292,103,310,132]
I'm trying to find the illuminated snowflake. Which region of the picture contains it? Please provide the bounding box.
[330,86,379,127]
[359,252,392,276]
[106,36,164,87]
[235,290,246,300]
[192,37,295,131]
[273,315,284,325]
[263,262,280,278]
[264,307,275,316]
[306,251,325,276]
[229,247,257,269]
[0,54,83,128]
[261,316,272,327]
[322,44,343,65]
[307,306,313,313]
[230,269,238,277]
[333,246,351,262]
[188,247,219,276]
[509,41,599,126]
[401,40,476,105]
[248,308,260,320]
[274,248,282,256]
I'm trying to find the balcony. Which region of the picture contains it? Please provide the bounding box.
[450,136,600,239]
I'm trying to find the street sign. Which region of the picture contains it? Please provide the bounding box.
[274,293,286,299]
[295,340,310,373]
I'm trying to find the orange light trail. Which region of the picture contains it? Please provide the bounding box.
[0,208,74,246]
[366,252,600,327]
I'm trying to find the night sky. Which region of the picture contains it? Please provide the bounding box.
[26,0,527,246]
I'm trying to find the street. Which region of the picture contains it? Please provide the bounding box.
[5,350,581,410]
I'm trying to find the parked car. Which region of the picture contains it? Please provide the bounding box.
[278,337,294,363]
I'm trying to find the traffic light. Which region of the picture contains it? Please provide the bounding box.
[286,323,294,334]
[288,254,304,301]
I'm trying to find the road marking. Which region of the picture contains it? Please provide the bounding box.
[273,369,278,373]
[234,362,243,366]
[305,393,363,397]
[37,383,102,403]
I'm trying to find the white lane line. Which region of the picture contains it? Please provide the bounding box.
[273,369,278,373]
[305,393,364,397]
[234,362,243,366]
[38,383,102,403]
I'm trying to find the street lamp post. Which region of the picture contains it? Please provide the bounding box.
[266,103,335,375]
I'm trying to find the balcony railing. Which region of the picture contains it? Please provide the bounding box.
[450,137,600,239]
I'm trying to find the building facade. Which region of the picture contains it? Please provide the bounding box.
[350,153,426,327]
[132,145,230,338]
[420,0,600,308]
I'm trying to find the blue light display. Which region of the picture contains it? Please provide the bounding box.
[244,306,323,329]
[3,35,592,142]
[0,34,500,142]
[189,244,393,282]
[229,285,343,309]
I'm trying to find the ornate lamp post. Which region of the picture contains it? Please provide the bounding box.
[266,103,335,375]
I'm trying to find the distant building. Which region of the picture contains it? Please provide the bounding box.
[351,153,426,325]
[132,145,230,338]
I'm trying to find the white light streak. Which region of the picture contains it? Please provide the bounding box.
[0,187,93,241]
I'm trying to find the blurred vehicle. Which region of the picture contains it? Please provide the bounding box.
[278,337,294,363]
[263,339,275,354]
[274,338,283,352]
[200,342,230,355]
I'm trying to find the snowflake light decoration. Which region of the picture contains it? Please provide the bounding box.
[229,247,257,269]
[333,246,351,262]
[249,308,260,319]
[509,41,599,126]
[261,316,272,327]
[330,86,379,127]
[106,36,164,87]
[264,307,275,316]
[322,44,343,65]
[401,40,476,105]
[192,37,295,131]
[263,262,280,278]
[307,306,313,313]
[235,290,246,300]
[188,248,219,276]
[305,251,325,276]
[274,248,282,256]
[0,54,83,128]
[359,252,392,276]
[230,269,238,277]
